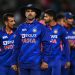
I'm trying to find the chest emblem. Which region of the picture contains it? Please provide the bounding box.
[33,28,37,33]
[54,30,58,34]
[72,31,75,35]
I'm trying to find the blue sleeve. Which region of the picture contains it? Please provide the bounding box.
[11,27,22,65]
[61,27,70,62]
[41,25,51,63]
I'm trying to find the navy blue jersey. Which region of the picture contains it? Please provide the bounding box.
[0,27,16,66]
[64,27,75,62]
[11,20,51,69]
[46,24,70,63]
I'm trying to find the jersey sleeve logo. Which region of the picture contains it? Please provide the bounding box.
[22,28,27,32]
[2,36,8,39]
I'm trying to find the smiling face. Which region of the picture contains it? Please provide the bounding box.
[5,17,15,29]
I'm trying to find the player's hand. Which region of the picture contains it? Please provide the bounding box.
[69,40,75,48]
[64,62,70,69]
[41,62,48,70]
[74,44,75,48]
[11,65,18,71]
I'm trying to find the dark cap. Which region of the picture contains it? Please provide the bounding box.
[21,4,41,18]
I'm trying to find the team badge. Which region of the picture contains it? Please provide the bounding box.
[54,30,58,34]
[73,31,75,35]
[33,28,37,33]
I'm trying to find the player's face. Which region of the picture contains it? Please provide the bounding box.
[44,13,53,23]
[25,9,36,20]
[59,18,66,26]
[67,18,74,25]
[5,17,15,29]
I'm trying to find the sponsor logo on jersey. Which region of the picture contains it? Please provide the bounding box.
[66,36,75,39]
[50,35,58,39]
[3,40,14,45]
[21,34,37,38]
[22,28,27,31]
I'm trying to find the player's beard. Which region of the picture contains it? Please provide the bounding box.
[26,14,35,20]
[67,22,73,27]
[45,19,52,24]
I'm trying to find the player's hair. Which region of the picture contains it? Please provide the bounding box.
[44,9,56,21]
[3,13,14,22]
[56,14,65,21]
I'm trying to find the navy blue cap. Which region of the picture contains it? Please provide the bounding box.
[64,12,73,19]
[20,4,41,18]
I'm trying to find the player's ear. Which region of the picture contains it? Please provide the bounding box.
[4,21,8,26]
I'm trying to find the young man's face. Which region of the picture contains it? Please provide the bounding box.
[66,18,74,25]
[25,9,36,20]
[59,18,66,26]
[44,13,53,23]
[5,17,15,29]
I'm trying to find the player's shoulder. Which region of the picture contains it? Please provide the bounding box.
[34,20,47,29]
[18,22,25,28]
[56,24,63,28]
[0,28,4,36]
[72,27,75,30]
[56,24,66,32]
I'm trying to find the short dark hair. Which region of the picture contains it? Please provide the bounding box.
[44,9,56,21]
[3,13,14,22]
[56,14,65,21]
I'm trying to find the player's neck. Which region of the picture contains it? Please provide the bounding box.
[50,20,57,27]
[5,26,13,34]
[26,18,35,24]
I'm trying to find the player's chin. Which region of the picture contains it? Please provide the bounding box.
[10,27,14,29]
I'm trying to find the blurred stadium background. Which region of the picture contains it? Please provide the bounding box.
[0,0,75,27]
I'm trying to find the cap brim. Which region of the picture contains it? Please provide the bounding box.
[20,7,41,18]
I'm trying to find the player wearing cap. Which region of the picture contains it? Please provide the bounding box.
[64,12,75,75]
[11,4,51,75]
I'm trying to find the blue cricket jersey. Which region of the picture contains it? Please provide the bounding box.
[11,20,51,69]
[0,27,16,67]
[64,26,75,64]
[46,24,70,64]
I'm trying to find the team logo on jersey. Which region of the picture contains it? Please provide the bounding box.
[2,36,8,39]
[22,28,27,31]
[54,30,58,34]
[33,28,37,33]
[72,31,75,35]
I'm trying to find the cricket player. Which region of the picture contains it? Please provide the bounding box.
[11,4,51,75]
[64,12,75,75]
[42,9,70,75]
[0,13,18,75]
